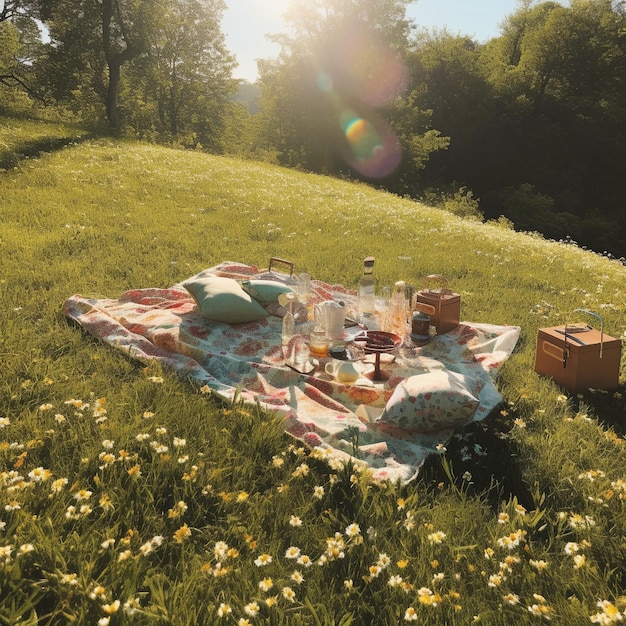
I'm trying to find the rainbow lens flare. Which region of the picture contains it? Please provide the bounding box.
[340,110,401,178]
[311,25,408,179]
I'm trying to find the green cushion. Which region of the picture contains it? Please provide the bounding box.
[183,276,268,324]
[241,279,295,306]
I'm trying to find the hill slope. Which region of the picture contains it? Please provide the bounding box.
[1,129,626,624]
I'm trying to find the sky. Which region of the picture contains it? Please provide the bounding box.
[222,0,544,82]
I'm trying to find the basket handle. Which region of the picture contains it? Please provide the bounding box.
[565,308,604,358]
[268,257,294,276]
[423,274,452,295]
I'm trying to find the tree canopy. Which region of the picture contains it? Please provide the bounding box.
[2,0,626,257]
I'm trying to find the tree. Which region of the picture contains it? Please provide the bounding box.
[100,0,157,130]
[0,0,47,107]
[30,0,235,141]
[128,0,236,147]
[257,0,423,178]
[399,29,494,193]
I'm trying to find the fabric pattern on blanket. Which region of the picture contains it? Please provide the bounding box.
[63,261,521,483]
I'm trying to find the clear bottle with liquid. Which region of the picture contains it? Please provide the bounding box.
[388,280,408,338]
[358,256,376,326]
[281,293,296,356]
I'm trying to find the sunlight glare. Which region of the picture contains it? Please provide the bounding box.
[314,24,407,179]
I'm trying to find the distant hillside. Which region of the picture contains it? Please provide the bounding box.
[233,80,261,115]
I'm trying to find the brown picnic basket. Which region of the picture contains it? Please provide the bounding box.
[534,309,621,394]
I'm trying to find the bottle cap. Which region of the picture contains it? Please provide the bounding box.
[364,256,375,267]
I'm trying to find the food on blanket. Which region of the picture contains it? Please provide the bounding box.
[357,330,402,351]
[377,371,480,432]
[368,334,395,348]
[183,276,268,324]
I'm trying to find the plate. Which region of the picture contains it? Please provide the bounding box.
[285,359,318,375]
[356,330,403,353]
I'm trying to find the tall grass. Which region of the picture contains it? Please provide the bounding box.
[1,119,626,624]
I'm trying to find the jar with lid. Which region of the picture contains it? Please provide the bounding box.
[411,310,431,346]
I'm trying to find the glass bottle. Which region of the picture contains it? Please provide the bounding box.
[388,280,408,338]
[281,293,296,356]
[358,256,376,321]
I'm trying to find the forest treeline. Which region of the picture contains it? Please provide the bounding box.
[2,0,625,258]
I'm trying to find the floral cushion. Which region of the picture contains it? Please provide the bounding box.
[183,276,268,324]
[241,279,295,306]
[377,370,479,432]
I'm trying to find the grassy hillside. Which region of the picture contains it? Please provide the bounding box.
[1,119,626,624]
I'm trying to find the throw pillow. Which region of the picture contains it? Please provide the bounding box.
[241,279,295,306]
[377,370,479,432]
[183,276,268,324]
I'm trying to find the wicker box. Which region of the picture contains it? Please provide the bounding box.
[534,321,621,394]
[415,275,460,335]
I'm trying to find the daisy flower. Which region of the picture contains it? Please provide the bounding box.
[285,546,301,559]
[244,601,259,617]
[427,531,446,544]
[282,586,296,602]
[313,486,325,499]
[217,603,231,617]
[345,523,361,538]
[404,607,418,621]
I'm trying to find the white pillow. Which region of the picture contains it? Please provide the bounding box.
[377,370,479,432]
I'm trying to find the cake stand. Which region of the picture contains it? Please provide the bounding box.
[356,330,403,382]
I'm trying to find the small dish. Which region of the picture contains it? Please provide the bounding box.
[285,359,318,375]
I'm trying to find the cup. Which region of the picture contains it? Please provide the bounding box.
[325,360,359,383]
[309,329,329,357]
[292,337,310,367]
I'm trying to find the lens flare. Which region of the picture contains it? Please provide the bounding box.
[328,27,408,108]
[316,71,333,93]
[339,109,401,179]
[312,24,408,179]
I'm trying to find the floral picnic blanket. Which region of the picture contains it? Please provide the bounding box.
[63,262,520,483]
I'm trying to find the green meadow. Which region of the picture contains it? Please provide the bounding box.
[1,117,626,624]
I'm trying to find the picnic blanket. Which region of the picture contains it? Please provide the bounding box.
[63,261,520,483]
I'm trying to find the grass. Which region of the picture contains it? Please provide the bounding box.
[0,116,89,170]
[1,117,626,624]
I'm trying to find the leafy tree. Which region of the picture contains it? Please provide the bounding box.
[0,0,28,22]
[0,20,26,112]
[401,29,494,193]
[25,0,235,142]
[100,0,160,130]
[126,0,236,148]
[256,0,444,180]
[403,0,626,255]
[0,1,46,108]
[480,1,626,221]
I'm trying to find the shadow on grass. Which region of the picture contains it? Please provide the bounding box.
[574,386,626,436]
[0,132,94,170]
[418,407,536,512]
